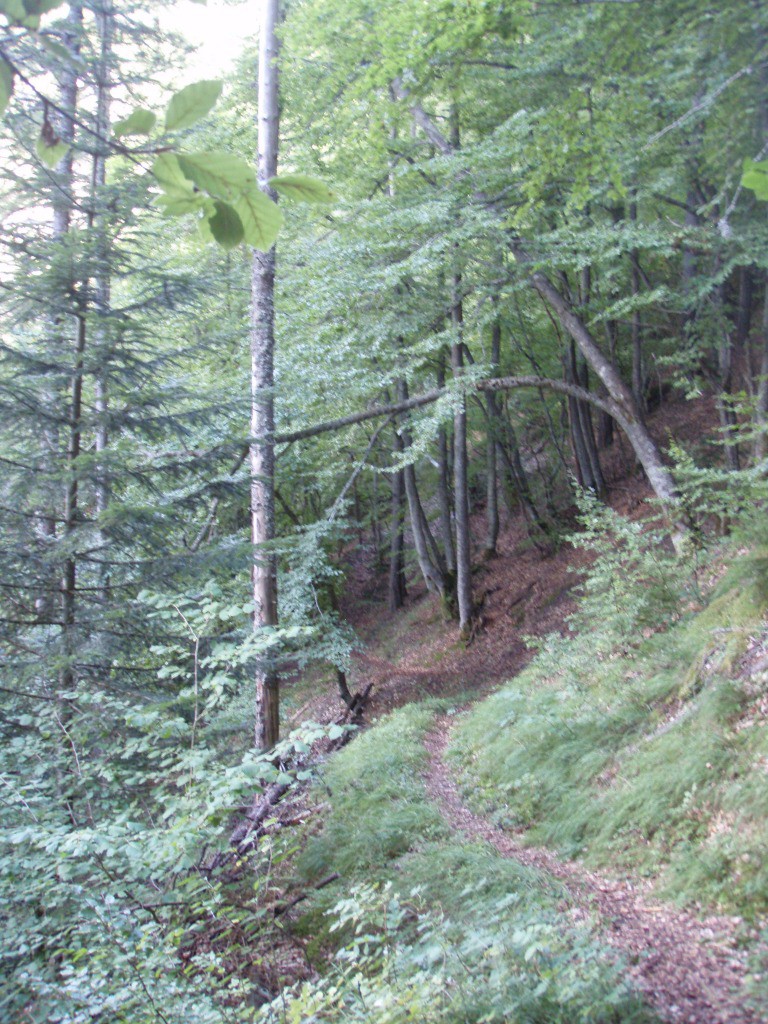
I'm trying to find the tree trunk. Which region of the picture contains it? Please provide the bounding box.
[55,2,83,690]
[388,429,407,612]
[436,350,456,572]
[630,199,645,414]
[753,275,768,463]
[566,340,606,496]
[483,321,501,558]
[251,0,280,751]
[527,267,681,512]
[396,380,450,602]
[451,276,473,636]
[92,0,113,597]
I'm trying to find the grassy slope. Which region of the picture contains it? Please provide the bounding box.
[450,547,768,918]
[285,703,656,1023]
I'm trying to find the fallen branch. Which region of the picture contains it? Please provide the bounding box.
[273,872,341,917]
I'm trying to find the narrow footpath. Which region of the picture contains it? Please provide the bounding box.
[424,720,763,1024]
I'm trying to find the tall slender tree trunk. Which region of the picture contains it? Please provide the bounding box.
[387,438,407,611]
[753,279,768,463]
[629,198,645,414]
[251,0,280,750]
[451,283,473,635]
[449,106,473,636]
[483,320,502,558]
[91,0,113,597]
[396,380,449,597]
[436,350,456,573]
[55,2,83,691]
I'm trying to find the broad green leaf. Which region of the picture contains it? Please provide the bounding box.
[23,0,64,15]
[165,80,222,132]
[152,154,203,215]
[0,0,27,21]
[114,108,156,138]
[152,152,195,190]
[176,150,256,199]
[155,185,206,216]
[233,189,283,250]
[268,173,334,204]
[742,158,768,202]
[206,200,244,249]
[36,133,68,168]
[0,58,12,117]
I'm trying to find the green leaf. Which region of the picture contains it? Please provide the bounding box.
[176,150,256,199]
[114,108,156,138]
[36,132,68,168]
[0,58,12,117]
[152,153,205,215]
[233,188,283,250]
[153,152,194,190]
[0,0,27,21]
[23,0,64,15]
[269,173,334,203]
[206,201,244,249]
[165,80,222,132]
[155,187,207,216]
[742,158,768,202]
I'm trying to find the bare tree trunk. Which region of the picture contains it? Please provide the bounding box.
[598,318,617,448]
[629,198,645,414]
[715,308,741,472]
[736,265,754,349]
[54,3,83,690]
[483,320,502,557]
[91,0,113,598]
[396,380,450,601]
[527,268,681,514]
[436,350,456,572]
[566,340,606,495]
[753,276,768,463]
[251,0,280,750]
[451,277,473,636]
[388,428,407,611]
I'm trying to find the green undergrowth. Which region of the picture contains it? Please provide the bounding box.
[268,702,657,1023]
[450,547,768,918]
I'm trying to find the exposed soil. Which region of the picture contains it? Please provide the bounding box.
[424,718,761,1024]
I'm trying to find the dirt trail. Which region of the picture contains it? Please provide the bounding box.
[424,719,762,1024]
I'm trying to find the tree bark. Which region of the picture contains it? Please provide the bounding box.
[55,2,83,691]
[435,350,456,572]
[396,381,450,600]
[629,199,645,414]
[251,0,280,751]
[91,0,113,597]
[525,266,681,514]
[451,278,473,635]
[387,426,407,611]
[483,321,501,557]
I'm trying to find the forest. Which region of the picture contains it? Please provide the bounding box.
[2,0,768,1020]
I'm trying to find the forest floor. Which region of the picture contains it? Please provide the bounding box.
[272,391,766,1023]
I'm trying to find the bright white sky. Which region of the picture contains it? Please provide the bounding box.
[166,0,261,78]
